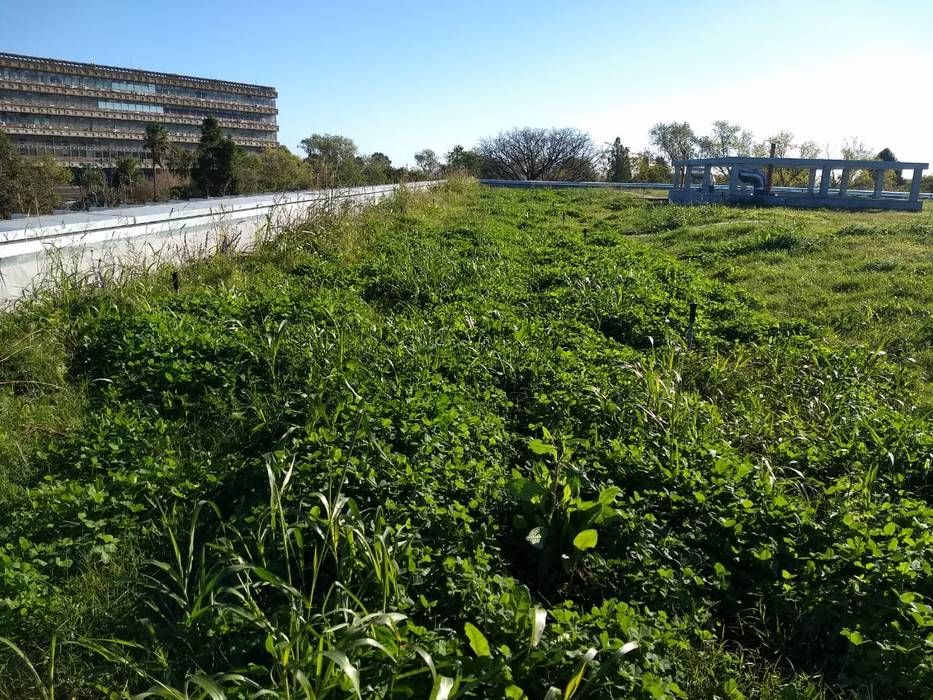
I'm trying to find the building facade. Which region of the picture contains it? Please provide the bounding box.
[0,52,278,167]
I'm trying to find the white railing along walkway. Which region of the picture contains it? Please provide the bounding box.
[0,181,442,301]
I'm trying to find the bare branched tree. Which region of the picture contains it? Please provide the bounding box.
[478,127,598,181]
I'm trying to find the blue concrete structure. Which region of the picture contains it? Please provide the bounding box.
[669,157,928,212]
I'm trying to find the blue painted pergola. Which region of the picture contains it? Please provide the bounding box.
[670,157,928,211]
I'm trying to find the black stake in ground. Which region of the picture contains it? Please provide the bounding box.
[172,270,180,292]
[686,301,697,351]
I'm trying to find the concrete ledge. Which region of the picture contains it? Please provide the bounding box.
[0,181,443,301]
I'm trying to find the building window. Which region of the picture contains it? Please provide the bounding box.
[98,100,164,114]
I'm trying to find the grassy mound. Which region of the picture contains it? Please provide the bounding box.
[1,183,931,698]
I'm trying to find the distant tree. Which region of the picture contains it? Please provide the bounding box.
[877,147,904,186]
[0,128,72,217]
[0,129,20,218]
[233,145,312,194]
[369,152,392,170]
[799,141,823,159]
[26,157,71,213]
[143,123,170,201]
[838,137,876,188]
[877,147,897,161]
[841,137,872,161]
[74,166,111,209]
[752,132,799,185]
[478,127,598,181]
[113,156,143,201]
[299,133,357,165]
[414,148,441,177]
[697,120,743,158]
[767,131,796,158]
[166,144,194,179]
[299,133,360,185]
[648,122,697,164]
[606,137,632,183]
[114,157,141,185]
[445,145,483,176]
[191,117,238,196]
[631,150,651,183]
[647,155,673,182]
[735,129,755,157]
[363,152,393,184]
[631,150,672,183]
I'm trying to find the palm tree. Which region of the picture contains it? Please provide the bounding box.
[143,123,170,201]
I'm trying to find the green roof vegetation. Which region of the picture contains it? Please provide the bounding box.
[1,181,931,698]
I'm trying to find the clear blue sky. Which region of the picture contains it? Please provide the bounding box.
[2,0,931,168]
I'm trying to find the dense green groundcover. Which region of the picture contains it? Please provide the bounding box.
[0,182,931,698]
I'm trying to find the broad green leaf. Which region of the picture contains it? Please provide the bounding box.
[598,486,621,505]
[529,438,557,458]
[464,622,491,657]
[572,529,598,551]
[509,478,547,502]
[841,629,864,646]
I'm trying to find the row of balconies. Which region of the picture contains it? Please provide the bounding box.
[0,53,276,98]
[15,150,266,168]
[4,125,276,149]
[0,79,278,115]
[0,101,278,132]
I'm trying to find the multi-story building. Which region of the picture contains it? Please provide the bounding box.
[0,52,278,167]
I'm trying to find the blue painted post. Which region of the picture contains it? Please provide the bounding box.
[819,167,831,196]
[702,166,712,193]
[873,169,885,198]
[839,169,850,197]
[728,166,740,194]
[807,168,816,195]
[909,168,923,204]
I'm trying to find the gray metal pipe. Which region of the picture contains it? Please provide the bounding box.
[737,169,766,192]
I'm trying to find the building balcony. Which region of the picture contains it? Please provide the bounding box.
[0,79,278,116]
[0,101,278,132]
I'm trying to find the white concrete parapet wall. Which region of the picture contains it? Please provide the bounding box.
[0,181,442,301]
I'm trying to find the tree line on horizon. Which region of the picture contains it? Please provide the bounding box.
[0,119,449,218]
[1,118,931,219]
